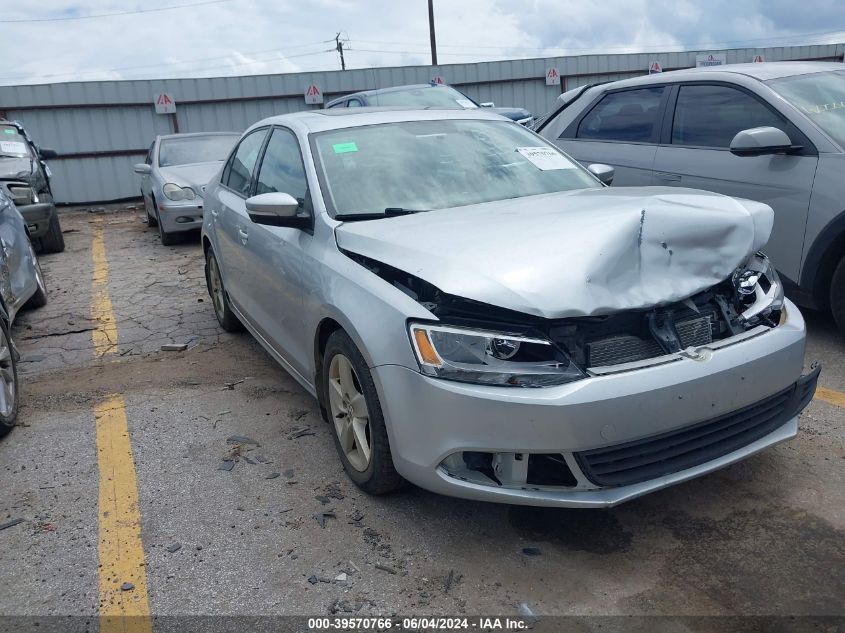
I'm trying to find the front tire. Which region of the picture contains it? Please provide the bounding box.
[144,192,158,228]
[0,319,20,436]
[205,248,242,332]
[156,205,178,246]
[830,255,845,332]
[322,330,403,495]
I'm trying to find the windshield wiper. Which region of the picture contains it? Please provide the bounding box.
[336,207,430,221]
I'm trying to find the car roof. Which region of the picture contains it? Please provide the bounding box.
[587,61,843,91]
[157,131,239,141]
[247,107,511,134]
[324,83,457,107]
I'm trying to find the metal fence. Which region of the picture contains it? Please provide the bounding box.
[1,42,843,203]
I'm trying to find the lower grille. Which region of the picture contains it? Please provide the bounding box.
[588,314,713,367]
[575,366,820,487]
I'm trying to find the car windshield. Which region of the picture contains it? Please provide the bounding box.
[158,134,238,167]
[312,119,598,217]
[368,86,477,109]
[768,70,845,148]
[0,124,31,157]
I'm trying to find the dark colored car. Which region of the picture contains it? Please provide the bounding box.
[0,120,64,253]
[0,188,49,436]
[324,84,534,125]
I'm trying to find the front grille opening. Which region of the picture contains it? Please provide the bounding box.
[526,453,577,487]
[439,450,577,489]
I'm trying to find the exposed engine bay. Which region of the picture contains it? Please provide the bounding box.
[346,250,783,372]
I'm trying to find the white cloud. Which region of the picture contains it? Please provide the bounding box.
[0,0,843,85]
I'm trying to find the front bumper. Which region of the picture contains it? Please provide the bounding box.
[17,202,53,238]
[158,201,204,233]
[372,300,813,507]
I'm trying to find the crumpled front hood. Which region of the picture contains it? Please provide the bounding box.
[158,161,222,195]
[0,156,34,181]
[335,187,774,319]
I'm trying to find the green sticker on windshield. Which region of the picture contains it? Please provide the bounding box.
[3,129,15,134]
[332,142,358,154]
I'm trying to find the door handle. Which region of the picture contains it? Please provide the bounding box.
[656,171,682,182]
[238,228,249,244]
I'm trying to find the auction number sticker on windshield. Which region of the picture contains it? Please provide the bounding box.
[3,129,16,134]
[333,142,358,154]
[516,146,576,170]
[0,141,27,155]
[455,99,478,109]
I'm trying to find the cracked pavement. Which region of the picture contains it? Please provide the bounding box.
[0,207,842,625]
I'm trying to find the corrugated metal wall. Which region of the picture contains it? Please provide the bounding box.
[1,43,842,203]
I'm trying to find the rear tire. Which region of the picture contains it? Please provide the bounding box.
[205,248,242,332]
[321,330,404,495]
[0,318,20,436]
[36,210,65,254]
[24,241,47,309]
[830,255,845,332]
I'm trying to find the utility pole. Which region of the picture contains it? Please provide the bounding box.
[335,32,346,71]
[428,0,437,66]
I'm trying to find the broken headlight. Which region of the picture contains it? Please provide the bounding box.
[162,183,197,201]
[408,323,586,388]
[732,253,784,323]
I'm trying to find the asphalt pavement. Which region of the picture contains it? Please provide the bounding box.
[0,207,842,629]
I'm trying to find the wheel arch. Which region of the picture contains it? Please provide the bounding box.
[800,209,845,310]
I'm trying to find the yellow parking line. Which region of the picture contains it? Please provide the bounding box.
[91,218,118,356]
[814,386,845,409]
[96,396,152,633]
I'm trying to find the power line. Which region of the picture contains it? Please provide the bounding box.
[0,41,336,81]
[0,48,335,82]
[352,28,845,54]
[0,0,233,24]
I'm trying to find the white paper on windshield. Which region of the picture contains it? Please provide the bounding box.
[0,141,27,155]
[516,147,576,170]
[455,99,478,109]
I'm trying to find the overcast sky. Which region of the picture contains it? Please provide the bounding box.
[1,0,844,85]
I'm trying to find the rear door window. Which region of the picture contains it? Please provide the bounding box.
[576,87,665,142]
[671,84,785,148]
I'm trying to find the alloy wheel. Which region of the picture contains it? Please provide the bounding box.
[328,354,372,472]
[207,255,226,321]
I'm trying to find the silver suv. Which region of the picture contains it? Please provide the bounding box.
[536,62,845,330]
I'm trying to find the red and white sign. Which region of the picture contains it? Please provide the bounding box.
[545,67,560,86]
[649,61,663,74]
[752,54,765,63]
[154,93,176,114]
[696,53,727,67]
[430,75,445,85]
[304,84,323,105]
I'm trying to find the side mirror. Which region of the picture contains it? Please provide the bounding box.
[587,163,614,186]
[134,163,152,175]
[730,126,797,156]
[37,147,57,159]
[480,102,495,108]
[246,192,309,228]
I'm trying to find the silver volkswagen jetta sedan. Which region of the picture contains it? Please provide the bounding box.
[202,108,817,507]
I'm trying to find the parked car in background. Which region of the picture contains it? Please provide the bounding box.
[134,132,239,245]
[325,83,534,125]
[0,188,48,436]
[535,62,845,331]
[202,107,816,507]
[0,120,63,254]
